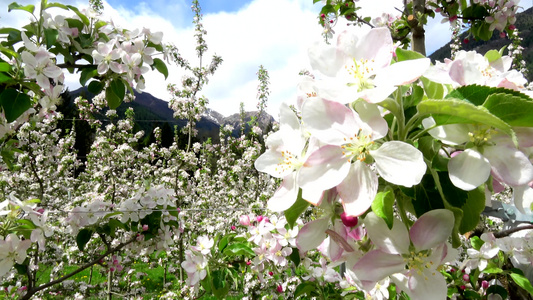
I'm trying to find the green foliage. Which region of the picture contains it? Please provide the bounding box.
[0,88,33,123]
[284,189,310,229]
[371,187,395,229]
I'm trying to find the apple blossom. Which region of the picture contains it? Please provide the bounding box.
[353,210,456,300]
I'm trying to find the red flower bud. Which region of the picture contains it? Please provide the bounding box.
[340,212,358,227]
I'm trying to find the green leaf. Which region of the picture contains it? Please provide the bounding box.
[223,242,255,257]
[420,77,445,99]
[288,247,301,267]
[510,272,533,295]
[395,48,425,61]
[446,85,529,106]
[218,234,236,252]
[0,89,33,123]
[483,93,533,127]
[294,282,316,298]
[44,28,58,48]
[152,58,168,79]
[484,49,501,63]
[418,136,441,161]
[66,5,90,26]
[43,2,69,10]
[482,265,503,274]
[106,78,126,109]
[8,2,35,14]
[284,189,309,229]
[14,263,28,275]
[76,228,93,251]
[211,269,230,299]
[470,236,484,250]
[0,45,19,59]
[88,80,104,94]
[65,18,85,32]
[417,98,515,140]
[79,67,98,86]
[371,187,395,229]
[463,290,481,299]
[0,62,11,72]
[459,186,485,234]
[486,285,508,299]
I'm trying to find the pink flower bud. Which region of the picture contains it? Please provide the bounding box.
[256,215,264,223]
[239,215,250,226]
[500,32,506,38]
[340,212,358,227]
[509,24,516,30]
[460,285,466,290]
[142,224,149,231]
[269,271,274,276]
[463,38,469,44]
[231,225,236,231]
[482,280,489,289]
[463,274,470,282]
[246,260,251,265]
[320,14,325,19]
[276,285,283,293]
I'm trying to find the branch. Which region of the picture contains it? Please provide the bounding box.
[20,235,138,300]
[493,225,533,238]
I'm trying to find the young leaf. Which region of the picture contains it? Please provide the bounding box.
[0,89,32,123]
[8,2,35,14]
[294,282,316,298]
[371,187,395,229]
[483,93,533,127]
[76,228,94,251]
[509,272,533,295]
[284,189,309,229]
[152,58,168,79]
[106,78,126,109]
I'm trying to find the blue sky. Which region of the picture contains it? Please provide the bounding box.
[2,0,532,117]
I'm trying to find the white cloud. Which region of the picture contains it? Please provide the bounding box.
[2,0,532,118]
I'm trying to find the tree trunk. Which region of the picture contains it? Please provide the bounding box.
[411,0,426,55]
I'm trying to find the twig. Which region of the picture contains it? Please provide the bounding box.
[494,224,533,238]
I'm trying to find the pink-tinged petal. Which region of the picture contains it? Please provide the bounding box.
[279,102,300,133]
[268,174,298,212]
[302,98,361,145]
[364,212,410,255]
[298,145,350,191]
[422,118,471,145]
[308,41,344,77]
[513,184,533,214]
[301,186,324,206]
[359,85,397,103]
[296,218,329,252]
[449,59,484,86]
[370,141,426,187]
[351,28,393,69]
[448,149,491,190]
[407,269,447,300]
[485,145,533,187]
[97,62,109,74]
[374,58,430,87]
[423,67,455,85]
[338,161,377,217]
[352,249,405,285]
[410,209,454,251]
[353,101,388,139]
[254,149,290,178]
[43,65,63,79]
[0,259,13,278]
[328,220,347,261]
[514,127,533,148]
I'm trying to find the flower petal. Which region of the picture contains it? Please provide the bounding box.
[407,268,447,300]
[296,218,329,252]
[267,174,298,212]
[485,145,533,187]
[370,141,426,187]
[513,184,533,214]
[448,149,491,190]
[298,145,350,191]
[352,249,405,286]
[410,209,454,251]
[302,98,362,145]
[364,212,409,255]
[374,58,430,87]
[338,161,377,217]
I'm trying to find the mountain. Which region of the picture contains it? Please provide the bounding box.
[429,7,533,82]
[66,87,275,145]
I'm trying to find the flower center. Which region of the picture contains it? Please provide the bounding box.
[404,251,437,279]
[275,150,303,174]
[341,132,375,163]
[468,127,496,147]
[346,58,375,92]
